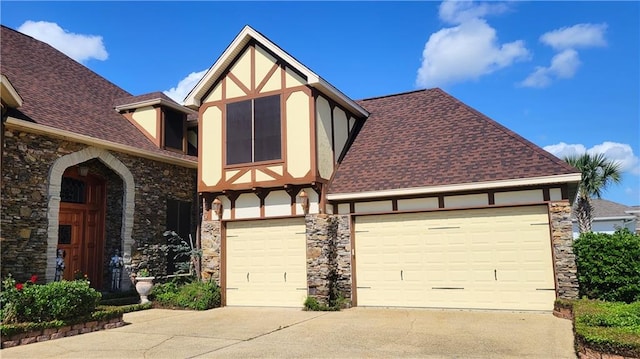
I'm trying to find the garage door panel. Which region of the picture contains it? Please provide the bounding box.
[226,218,307,307]
[355,206,556,310]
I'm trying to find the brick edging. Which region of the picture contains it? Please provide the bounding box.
[1,315,124,348]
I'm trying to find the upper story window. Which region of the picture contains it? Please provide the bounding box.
[164,108,185,151]
[226,94,281,165]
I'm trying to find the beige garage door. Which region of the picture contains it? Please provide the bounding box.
[355,206,555,310]
[226,218,307,307]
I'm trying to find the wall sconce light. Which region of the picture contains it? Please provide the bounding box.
[212,197,223,220]
[78,166,89,177]
[298,189,309,215]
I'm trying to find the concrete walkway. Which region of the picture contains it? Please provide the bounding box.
[1,307,576,358]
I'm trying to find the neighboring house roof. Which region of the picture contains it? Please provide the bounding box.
[573,199,637,221]
[329,89,581,197]
[0,25,196,163]
[184,25,368,119]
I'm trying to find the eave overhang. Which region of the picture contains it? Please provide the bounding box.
[114,98,193,114]
[327,173,582,201]
[1,74,23,108]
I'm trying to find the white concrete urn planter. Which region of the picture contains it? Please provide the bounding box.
[134,276,155,304]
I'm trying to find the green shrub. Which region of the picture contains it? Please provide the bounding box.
[1,276,101,323]
[573,299,640,357]
[574,228,640,303]
[303,296,343,311]
[151,279,220,310]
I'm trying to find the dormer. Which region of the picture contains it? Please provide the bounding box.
[185,26,369,193]
[115,92,198,156]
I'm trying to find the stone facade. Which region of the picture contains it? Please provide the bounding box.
[305,214,352,306]
[548,201,579,299]
[200,219,221,283]
[1,128,197,289]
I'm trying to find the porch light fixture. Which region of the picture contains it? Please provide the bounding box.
[78,166,89,177]
[298,189,309,215]
[212,197,223,220]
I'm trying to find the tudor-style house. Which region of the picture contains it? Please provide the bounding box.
[2,24,582,312]
[186,26,581,311]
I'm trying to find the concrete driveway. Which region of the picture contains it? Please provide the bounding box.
[1,307,575,358]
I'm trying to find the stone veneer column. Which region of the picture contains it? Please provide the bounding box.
[200,220,221,284]
[548,201,579,299]
[305,214,352,306]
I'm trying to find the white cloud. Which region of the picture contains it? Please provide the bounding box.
[540,23,607,50]
[520,49,580,88]
[416,17,529,88]
[544,141,640,175]
[438,0,509,25]
[163,69,207,104]
[521,23,607,88]
[17,21,108,63]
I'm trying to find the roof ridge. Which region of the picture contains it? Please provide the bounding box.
[438,90,580,174]
[357,88,434,102]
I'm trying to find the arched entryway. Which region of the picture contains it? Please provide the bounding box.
[46,147,135,290]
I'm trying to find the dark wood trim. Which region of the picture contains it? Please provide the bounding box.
[488,191,495,205]
[226,72,252,99]
[349,202,355,214]
[438,195,445,209]
[250,45,255,93]
[560,184,569,200]
[392,199,398,212]
[543,188,551,202]
[349,202,550,218]
[255,62,280,94]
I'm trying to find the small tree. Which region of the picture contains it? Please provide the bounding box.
[564,153,622,233]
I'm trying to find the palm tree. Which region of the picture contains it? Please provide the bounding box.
[564,153,622,233]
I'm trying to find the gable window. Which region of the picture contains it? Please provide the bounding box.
[226,94,281,165]
[164,108,185,151]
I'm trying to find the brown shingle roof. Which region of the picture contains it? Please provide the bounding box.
[329,88,579,194]
[114,92,198,122]
[0,26,196,162]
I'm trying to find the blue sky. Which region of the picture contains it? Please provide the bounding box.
[2,1,639,205]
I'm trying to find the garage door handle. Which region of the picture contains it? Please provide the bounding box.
[247,272,250,282]
[494,269,497,281]
[400,270,403,281]
[536,288,555,291]
[284,272,287,282]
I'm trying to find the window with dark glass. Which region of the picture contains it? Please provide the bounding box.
[164,109,185,151]
[61,177,86,203]
[226,95,281,165]
[166,199,192,274]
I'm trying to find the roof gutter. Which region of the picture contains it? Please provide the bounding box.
[114,98,193,114]
[327,173,582,201]
[5,117,197,168]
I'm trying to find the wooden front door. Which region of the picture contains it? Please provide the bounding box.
[57,168,106,288]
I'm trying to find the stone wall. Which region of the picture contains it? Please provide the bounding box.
[305,214,352,306]
[548,201,579,299]
[1,129,197,288]
[200,219,221,284]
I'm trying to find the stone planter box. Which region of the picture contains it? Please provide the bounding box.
[1,315,124,349]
